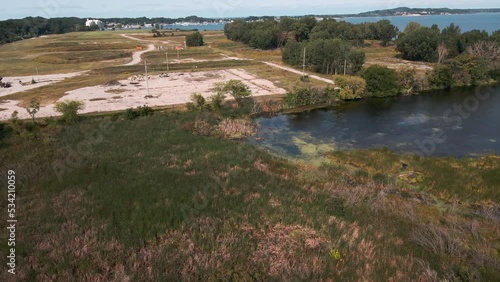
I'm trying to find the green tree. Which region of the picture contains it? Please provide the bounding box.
[490,30,500,43]
[208,92,225,111]
[398,67,417,94]
[249,26,279,50]
[54,100,84,123]
[187,93,206,111]
[292,16,317,42]
[216,80,252,108]
[450,55,489,86]
[348,50,365,74]
[186,32,204,47]
[403,21,421,33]
[396,27,439,62]
[440,23,463,57]
[277,17,296,47]
[25,98,40,123]
[429,65,453,89]
[282,40,303,66]
[361,65,400,97]
[374,20,399,46]
[461,29,489,48]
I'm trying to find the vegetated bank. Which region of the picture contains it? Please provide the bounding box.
[0,90,498,280]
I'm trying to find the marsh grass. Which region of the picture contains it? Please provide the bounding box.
[0,111,463,281]
[329,148,500,201]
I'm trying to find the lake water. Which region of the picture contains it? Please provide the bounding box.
[165,13,500,33]
[163,23,227,31]
[248,85,500,158]
[343,13,500,33]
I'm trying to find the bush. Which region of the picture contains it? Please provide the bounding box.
[429,65,454,89]
[187,93,207,111]
[124,106,153,120]
[125,108,139,120]
[208,92,225,111]
[396,27,439,62]
[54,100,85,123]
[333,75,367,100]
[186,32,204,47]
[361,65,400,97]
[449,55,489,86]
[215,80,252,108]
[137,105,154,116]
[282,87,337,108]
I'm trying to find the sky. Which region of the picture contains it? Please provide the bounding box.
[1,0,499,20]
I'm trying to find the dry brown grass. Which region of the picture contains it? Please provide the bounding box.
[217,118,255,139]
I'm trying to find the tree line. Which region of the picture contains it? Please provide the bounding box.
[397,22,500,86]
[224,17,399,49]
[0,17,88,44]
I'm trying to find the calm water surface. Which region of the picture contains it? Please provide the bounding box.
[166,13,500,33]
[248,86,500,158]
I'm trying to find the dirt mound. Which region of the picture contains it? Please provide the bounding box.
[103,80,122,87]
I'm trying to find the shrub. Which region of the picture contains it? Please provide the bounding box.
[333,75,367,100]
[187,93,207,111]
[283,87,337,108]
[215,80,252,108]
[396,27,439,62]
[137,105,154,116]
[186,32,204,47]
[54,100,84,123]
[125,108,139,120]
[124,106,153,120]
[429,65,454,89]
[208,92,225,111]
[26,98,40,123]
[361,65,400,97]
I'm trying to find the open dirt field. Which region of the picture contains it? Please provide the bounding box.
[0,69,286,120]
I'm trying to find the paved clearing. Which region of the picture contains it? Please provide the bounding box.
[0,69,286,120]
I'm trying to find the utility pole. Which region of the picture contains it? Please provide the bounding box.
[144,60,150,97]
[302,47,306,79]
[165,51,169,71]
[344,60,347,76]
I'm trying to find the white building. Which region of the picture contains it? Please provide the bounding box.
[86,19,104,29]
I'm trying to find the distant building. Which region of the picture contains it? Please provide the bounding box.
[86,19,104,29]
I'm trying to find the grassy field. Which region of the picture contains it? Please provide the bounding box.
[0,31,143,76]
[0,110,498,281]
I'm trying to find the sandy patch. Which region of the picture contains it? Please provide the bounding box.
[0,72,85,98]
[365,57,433,71]
[0,69,286,120]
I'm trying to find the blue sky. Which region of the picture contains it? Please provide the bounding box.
[2,0,499,20]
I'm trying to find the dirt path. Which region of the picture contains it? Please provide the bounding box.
[120,34,156,66]
[262,62,335,84]
[124,44,155,66]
